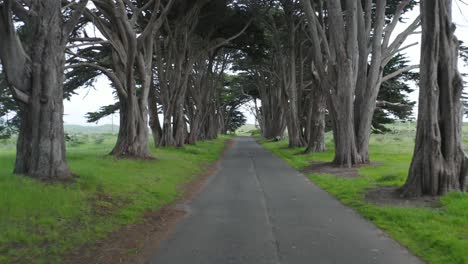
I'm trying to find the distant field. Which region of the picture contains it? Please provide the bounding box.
[64,124,119,134]
[236,124,258,136]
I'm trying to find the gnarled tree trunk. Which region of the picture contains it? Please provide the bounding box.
[0,0,87,180]
[76,0,170,157]
[14,49,71,179]
[300,0,419,166]
[402,0,467,196]
[353,0,420,163]
[111,94,151,158]
[327,75,362,167]
[327,0,362,167]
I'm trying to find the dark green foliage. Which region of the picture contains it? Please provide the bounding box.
[384,0,418,21]
[221,74,252,134]
[460,43,468,64]
[64,65,100,100]
[225,110,247,133]
[373,54,417,133]
[64,45,113,99]
[222,74,252,106]
[85,102,120,123]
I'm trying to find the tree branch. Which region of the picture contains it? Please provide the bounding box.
[382,65,419,82]
[376,100,412,109]
[385,15,421,58]
[63,0,89,38]
[11,85,30,104]
[382,0,413,49]
[10,0,36,21]
[65,62,127,98]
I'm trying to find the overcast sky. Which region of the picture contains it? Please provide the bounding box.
[64,3,468,126]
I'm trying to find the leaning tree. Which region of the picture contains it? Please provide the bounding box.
[402,0,467,196]
[0,0,88,180]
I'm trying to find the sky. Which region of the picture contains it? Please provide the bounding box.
[63,2,468,126]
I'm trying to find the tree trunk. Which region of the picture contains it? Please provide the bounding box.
[149,87,162,147]
[353,0,385,163]
[286,102,305,147]
[354,88,380,163]
[204,108,218,140]
[286,17,306,148]
[328,66,362,167]
[173,101,186,147]
[305,86,326,153]
[111,94,151,158]
[263,121,286,139]
[15,55,71,179]
[187,112,202,145]
[259,86,286,139]
[402,0,467,196]
[0,1,73,180]
[327,0,363,167]
[159,96,176,148]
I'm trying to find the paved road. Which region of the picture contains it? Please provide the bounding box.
[148,137,423,264]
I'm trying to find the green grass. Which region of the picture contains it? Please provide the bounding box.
[0,135,229,264]
[259,132,468,264]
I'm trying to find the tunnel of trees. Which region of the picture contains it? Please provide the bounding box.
[0,0,466,196]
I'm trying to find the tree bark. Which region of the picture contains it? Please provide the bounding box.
[256,69,286,140]
[149,83,162,147]
[0,0,87,180]
[353,0,419,163]
[300,0,419,166]
[111,94,151,158]
[305,86,326,153]
[160,106,175,147]
[77,0,170,157]
[173,101,186,147]
[327,0,363,167]
[14,50,71,179]
[402,0,467,196]
[284,4,306,148]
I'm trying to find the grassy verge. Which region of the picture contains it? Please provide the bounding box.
[259,134,468,264]
[0,135,229,264]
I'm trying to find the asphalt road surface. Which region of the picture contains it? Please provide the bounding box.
[149,137,424,264]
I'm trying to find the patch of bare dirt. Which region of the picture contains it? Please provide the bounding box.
[90,193,129,217]
[63,138,235,264]
[302,161,381,178]
[303,162,358,177]
[365,186,440,208]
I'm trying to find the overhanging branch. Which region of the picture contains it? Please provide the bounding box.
[382,65,419,82]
